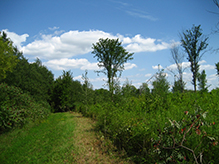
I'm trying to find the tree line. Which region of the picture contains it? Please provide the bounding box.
[0,23,219,113]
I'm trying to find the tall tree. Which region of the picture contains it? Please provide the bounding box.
[92,38,134,99]
[180,25,208,92]
[0,31,19,80]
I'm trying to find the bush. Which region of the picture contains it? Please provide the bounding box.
[0,83,50,133]
[78,91,219,163]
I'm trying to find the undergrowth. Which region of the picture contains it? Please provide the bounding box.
[77,89,219,163]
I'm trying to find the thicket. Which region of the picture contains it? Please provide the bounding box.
[77,89,219,163]
[0,32,52,133]
[0,83,50,133]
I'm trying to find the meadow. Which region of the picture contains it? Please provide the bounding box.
[0,112,76,164]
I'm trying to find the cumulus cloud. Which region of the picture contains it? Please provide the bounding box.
[44,58,137,72]
[4,29,171,60]
[21,30,116,59]
[166,60,215,72]
[2,29,29,49]
[44,58,99,70]
[124,34,170,53]
[124,63,137,70]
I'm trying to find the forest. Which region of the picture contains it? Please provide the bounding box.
[0,23,219,163]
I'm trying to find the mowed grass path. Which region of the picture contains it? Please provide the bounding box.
[0,112,76,164]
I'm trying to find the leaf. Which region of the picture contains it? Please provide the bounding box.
[168,118,174,127]
[207,136,215,141]
[174,121,180,129]
[202,111,208,119]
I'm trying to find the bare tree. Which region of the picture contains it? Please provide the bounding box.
[168,44,187,92]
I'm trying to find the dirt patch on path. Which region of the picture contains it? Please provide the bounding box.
[70,112,133,164]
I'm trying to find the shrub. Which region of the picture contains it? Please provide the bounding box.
[0,83,50,133]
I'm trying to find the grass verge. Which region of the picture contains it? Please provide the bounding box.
[0,112,76,164]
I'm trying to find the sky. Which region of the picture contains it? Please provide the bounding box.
[1,0,219,91]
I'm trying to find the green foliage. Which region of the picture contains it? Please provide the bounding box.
[0,31,19,80]
[0,83,50,133]
[78,90,219,163]
[153,108,218,163]
[138,82,150,95]
[93,88,111,104]
[121,78,138,98]
[92,38,134,99]
[198,70,210,92]
[180,25,208,92]
[172,79,186,93]
[1,56,54,103]
[52,70,83,112]
[152,68,170,96]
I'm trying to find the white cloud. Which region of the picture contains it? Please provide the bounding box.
[123,34,170,53]
[166,60,215,73]
[22,30,116,59]
[124,63,137,70]
[44,58,137,72]
[2,29,29,49]
[74,75,82,80]
[166,62,190,71]
[7,29,172,60]
[44,58,99,70]
[200,64,215,71]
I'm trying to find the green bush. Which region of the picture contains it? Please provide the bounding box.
[78,91,219,163]
[0,83,50,133]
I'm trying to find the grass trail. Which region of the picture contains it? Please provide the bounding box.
[71,112,133,164]
[0,112,76,164]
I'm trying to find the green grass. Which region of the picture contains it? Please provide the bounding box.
[0,112,76,164]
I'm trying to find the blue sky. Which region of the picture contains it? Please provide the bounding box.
[1,0,219,90]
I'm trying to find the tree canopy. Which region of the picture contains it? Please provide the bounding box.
[92,38,134,98]
[0,31,19,80]
[180,25,208,92]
